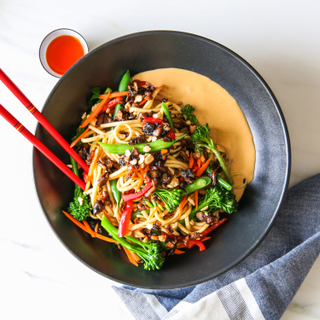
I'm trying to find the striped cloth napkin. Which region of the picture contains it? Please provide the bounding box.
[113,173,320,320]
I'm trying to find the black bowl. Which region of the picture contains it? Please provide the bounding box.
[33,31,290,289]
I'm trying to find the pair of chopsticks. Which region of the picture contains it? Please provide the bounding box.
[0,68,88,190]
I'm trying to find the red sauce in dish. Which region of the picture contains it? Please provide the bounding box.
[46,35,85,75]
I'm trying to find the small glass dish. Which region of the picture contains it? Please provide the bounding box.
[39,28,89,78]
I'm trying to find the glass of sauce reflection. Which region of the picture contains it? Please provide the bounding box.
[39,29,88,78]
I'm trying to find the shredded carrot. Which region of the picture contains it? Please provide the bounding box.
[81,90,111,128]
[202,237,211,242]
[134,217,138,224]
[174,249,185,254]
[62,211,118,243]
[197,158,202,168]
[179,195,188,212]
[70,127,90,148]
[194,190,198,209]
[196,157,211,177]
[188,152,194,169]
[94,233,119,243]
[95,223,99,233]
[62,211,89,233]
[123,246,139,267]
[99,91,129,99]
[138,98,147,106]
[83,220,95,237]
[136,174,144,191]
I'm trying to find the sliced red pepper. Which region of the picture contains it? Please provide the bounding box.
[186,239,206,251]
[101,96,123,113]
[122,180,153,202]
[200,218,228,239]
[118,200,133,237]
[142,117,175,139]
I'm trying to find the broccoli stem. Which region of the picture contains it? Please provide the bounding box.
[101,216,165,270]
[198,140,234,186]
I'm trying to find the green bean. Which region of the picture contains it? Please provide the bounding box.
[113,103,123,120]
[98,134,186,155]
[143,197,154,208]
[118,70,131,92]
[110,179,121,206]
[205,168,232,190]
[183,177,211,195]
[161,102,175,131]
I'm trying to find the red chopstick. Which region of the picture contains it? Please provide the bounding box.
[0,104,86,191]
[0,68,89,173]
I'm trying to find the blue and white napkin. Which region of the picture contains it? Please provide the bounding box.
[114,173,320,320]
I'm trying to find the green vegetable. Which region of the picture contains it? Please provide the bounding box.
[161,102,175,131]
[113,103,123,120]
[101,215,165,270]
[68,156,92,221]
[154,189,185,212]
[181,104,200,126]
[110,179,121,206]
[98,134,186,154]
[153,177,211,212]
[184,177,211,195]
[191,124,233,185]
[189,185,238,220]
[71,122,86,147]
[118,70,131,92]
[88,86,112,107]
[205,168,233,191]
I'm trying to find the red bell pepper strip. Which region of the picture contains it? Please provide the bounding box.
[101,96,123,113]
[186,218,228,250]
[186,239,206,251]
[118,200,133,237]
[142,117,175,139]
[122,180,153,202]
[200,218,228,239]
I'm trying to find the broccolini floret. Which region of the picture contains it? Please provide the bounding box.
[191,124,233,185]
[153,188,184,212]
[189,185,238,220]
[181,104,200,125]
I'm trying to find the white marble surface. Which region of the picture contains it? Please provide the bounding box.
[1,1,320,319]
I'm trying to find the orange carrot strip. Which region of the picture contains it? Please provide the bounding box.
[99,91,129,99]
[188,152,194,169]
[196,157,211,177]
[62,211,88,233]
[179,195,188,212]
[197,158,202,168]
[83,220,96,237]
[94,223,99,233]
[95,233,119,244]
[202,237,211,242]
[123,246,139,267]
[195,190,198,210]
[174,249,185,254]
[138,98,147,106]
[70,127,90,148]
[80,90,111,128]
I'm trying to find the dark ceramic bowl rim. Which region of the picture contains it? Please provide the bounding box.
[33,30,291,289]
